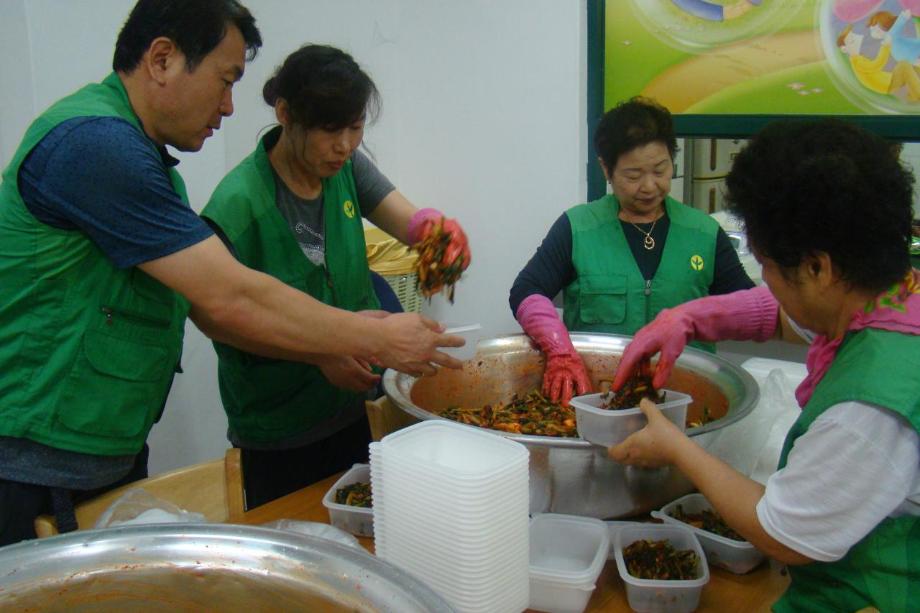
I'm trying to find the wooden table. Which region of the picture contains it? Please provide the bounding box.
[239,473,789,612]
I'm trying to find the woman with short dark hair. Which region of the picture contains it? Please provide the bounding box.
[610,118,920,611]
[509,96,753,405]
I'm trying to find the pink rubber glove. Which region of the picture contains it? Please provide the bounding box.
[516,294,592,405]
[407,208,471,270]
[613,286,779,391]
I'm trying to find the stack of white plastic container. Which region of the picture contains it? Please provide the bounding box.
[370,420,529,613]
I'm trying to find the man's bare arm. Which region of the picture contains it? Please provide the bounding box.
[138,236,463,374]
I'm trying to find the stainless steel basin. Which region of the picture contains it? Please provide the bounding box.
[383,332,759,519]
[0,524,454,612]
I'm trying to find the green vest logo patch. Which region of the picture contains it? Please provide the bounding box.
[690,254,704,271]
[343,200,355,219]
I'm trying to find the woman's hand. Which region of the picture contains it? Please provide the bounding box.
[514,294,593,405]
[613,287,779,391]
[319,355,380,392]
[429,217,471,271]
[407,208,471,270]
[607,398,685,468]
[543,354,592,406]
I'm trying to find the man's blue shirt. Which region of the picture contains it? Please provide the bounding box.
[18,116,212,268]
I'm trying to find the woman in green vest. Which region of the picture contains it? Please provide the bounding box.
[510,97,754,405]
[202,45,470,509]
[610,119,920,611]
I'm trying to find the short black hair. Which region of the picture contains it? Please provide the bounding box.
[594,96,677,172]
[113,0,262,73]
[725,119,914,293]
[262,44,380,130]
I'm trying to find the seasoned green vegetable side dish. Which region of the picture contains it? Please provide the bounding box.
[441,390,577,437]
[623,538,700,581]
[335,482,372,508]
[601,358,663,410]
[413,217,464,303]
[670,504,744,541]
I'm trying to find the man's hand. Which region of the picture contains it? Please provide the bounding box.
[372,313,464,377]
[318,355,380,392]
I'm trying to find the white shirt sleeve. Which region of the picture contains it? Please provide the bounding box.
[755,401,920,562]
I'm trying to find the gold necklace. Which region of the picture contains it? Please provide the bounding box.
[629,219,658,250]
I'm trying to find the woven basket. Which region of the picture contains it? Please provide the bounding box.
[381,272,422,313]
[365,226,423,313]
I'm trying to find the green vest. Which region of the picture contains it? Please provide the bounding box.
[774,328,920,612]
[0,73,190,455]
[201,129,379,444]
[563,195,717,351]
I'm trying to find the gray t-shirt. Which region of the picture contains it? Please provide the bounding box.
[273,148,395,267]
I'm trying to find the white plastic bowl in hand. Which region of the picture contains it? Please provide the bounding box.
[570,390,691,447]
[440,323,483,362]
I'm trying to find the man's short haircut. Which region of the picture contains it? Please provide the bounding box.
[113,0,262,73]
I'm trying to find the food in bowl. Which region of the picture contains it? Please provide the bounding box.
[440,390,577,437]
[440,383,714,439]
[669,503,743,541]
[623,538,701,581]
[600,358,663,410]
[335,482,372,508]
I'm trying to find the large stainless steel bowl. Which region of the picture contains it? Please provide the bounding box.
[0,524,454,612]
[383,332,758,519]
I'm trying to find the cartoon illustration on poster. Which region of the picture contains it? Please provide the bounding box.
[605,0,920,116]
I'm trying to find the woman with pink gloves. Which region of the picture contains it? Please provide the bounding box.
[509,97,753,405]
[202,45,470,509]
[611,119,920,611]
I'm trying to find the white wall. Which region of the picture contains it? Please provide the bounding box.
[0,0,587,474]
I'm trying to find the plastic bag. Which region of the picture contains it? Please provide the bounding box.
[93,487,207,529]
[703,368,801,483]
[261,519,361,550]
[747,369,802,484]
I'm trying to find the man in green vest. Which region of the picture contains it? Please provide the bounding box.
[0,0,462,547]
[610,119,920,611]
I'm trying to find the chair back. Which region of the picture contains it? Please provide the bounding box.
[365,395,419,441]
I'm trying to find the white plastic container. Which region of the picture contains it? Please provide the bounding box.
[529,513,609,613]
[371,421,530,613]
[652,493,765,574]
[613,524,709,613]
[440,323,483,362]
[321,463,373,537]
[570,390,691,447]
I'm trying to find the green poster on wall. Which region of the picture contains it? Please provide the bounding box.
[602,0,920,137]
